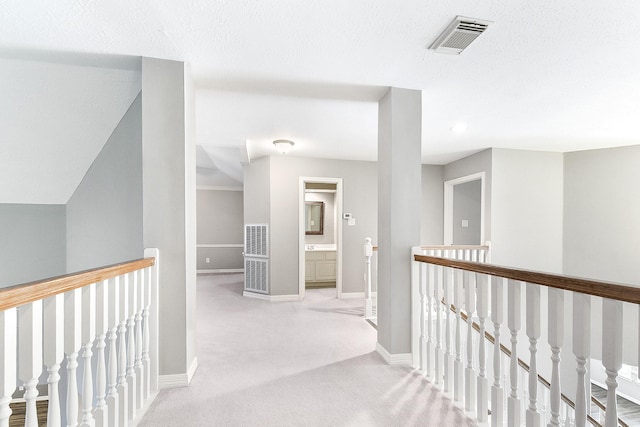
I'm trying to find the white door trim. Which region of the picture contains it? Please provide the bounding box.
[299,177,343,299]
[443,172,486,245]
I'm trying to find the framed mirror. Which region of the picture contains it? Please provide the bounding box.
[305,201,324,235]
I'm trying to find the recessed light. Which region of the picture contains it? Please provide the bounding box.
[451,123,468,133]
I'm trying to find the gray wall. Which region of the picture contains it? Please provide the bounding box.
[197,189,244,270]
[421,165,444,245]
[444,149,492,242]
[142,58,196,377]
[452,179,482,245]
[66,93,143,272]
[491,148,564,272]
[0,204,66,287]
[564,145,640,284]
[247,155,377,296]
[243,157,270,225]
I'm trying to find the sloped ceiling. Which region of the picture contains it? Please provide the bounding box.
[1,1,640,174]
[0,55,141,204]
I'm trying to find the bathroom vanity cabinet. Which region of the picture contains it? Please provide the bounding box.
[305,250,336,282]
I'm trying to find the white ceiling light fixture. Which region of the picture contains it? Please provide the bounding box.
[273,139,295,154]
[429,16,493,55]
[451,123,468,133]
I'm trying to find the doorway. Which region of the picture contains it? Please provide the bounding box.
[444,172,485,245]
[298,177,343,299]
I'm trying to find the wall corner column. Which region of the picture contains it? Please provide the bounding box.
[377,87,422,361]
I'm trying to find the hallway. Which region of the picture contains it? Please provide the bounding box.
[140,274,474,426]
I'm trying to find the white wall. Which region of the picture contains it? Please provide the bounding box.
[66,93,143,272]
[0,204,66,287]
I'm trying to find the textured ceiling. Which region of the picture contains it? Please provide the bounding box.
[1,0,640,183]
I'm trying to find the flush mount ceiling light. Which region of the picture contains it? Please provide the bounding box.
[451,123,468,133]
[273,139,295,154]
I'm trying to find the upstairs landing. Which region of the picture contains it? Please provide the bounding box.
[140,274,474,426]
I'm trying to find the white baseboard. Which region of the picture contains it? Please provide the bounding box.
[197,269,243,274]
[158,357,198,389]
[187,357,198,384]
[340,292,364,299]
[340,291,377,299]
[159,373,189,389]
[376,342,412,366]
[243,291,301,302]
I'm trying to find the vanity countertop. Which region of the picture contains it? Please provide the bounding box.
[305,244,336,252]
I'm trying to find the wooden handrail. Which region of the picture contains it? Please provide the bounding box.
[415,255,640,305]
[0,257,155,311]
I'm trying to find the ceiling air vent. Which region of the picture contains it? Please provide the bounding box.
[429,16,493,55]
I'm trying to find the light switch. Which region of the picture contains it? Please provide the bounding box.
[461,220,469,228]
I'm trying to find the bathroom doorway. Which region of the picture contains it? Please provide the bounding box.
[298,177,343,299]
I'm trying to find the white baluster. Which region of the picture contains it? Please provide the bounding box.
[106,277,120,425]
[435,259,444,387]
[602,298,622,427]
[507,279,522,427]
[526,283,541,427]
[476,273,489,422]
[465,269,477,413]
[0,308,17,427]
[426,260,435,379]
[364,238,373,319]
[80,283,96,427]
[18,301,42,427]
[444,262,454,394]
[44,294,64,427]
[65,288,82,427]
[117,274,129,426]
[126,272,138,421]
[135,270,144,410]
[94,280,109,427]
[548,288,564,426]
[454,268,464,402]
[491,277,504,427]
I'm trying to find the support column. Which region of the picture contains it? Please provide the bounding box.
[377,87,422,363]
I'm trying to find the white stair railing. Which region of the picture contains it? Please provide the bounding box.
[0,249,159,427]
[412,249,638,427]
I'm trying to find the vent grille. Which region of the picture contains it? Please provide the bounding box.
[245,224,268,258]
[429,16,492,55]
[245,259,268,294]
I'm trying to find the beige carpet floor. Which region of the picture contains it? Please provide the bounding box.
[139,273,475,426]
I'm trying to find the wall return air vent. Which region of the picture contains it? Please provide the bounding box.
[429,16,493,55]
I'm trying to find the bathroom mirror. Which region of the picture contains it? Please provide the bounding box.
[305,201,324,235]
